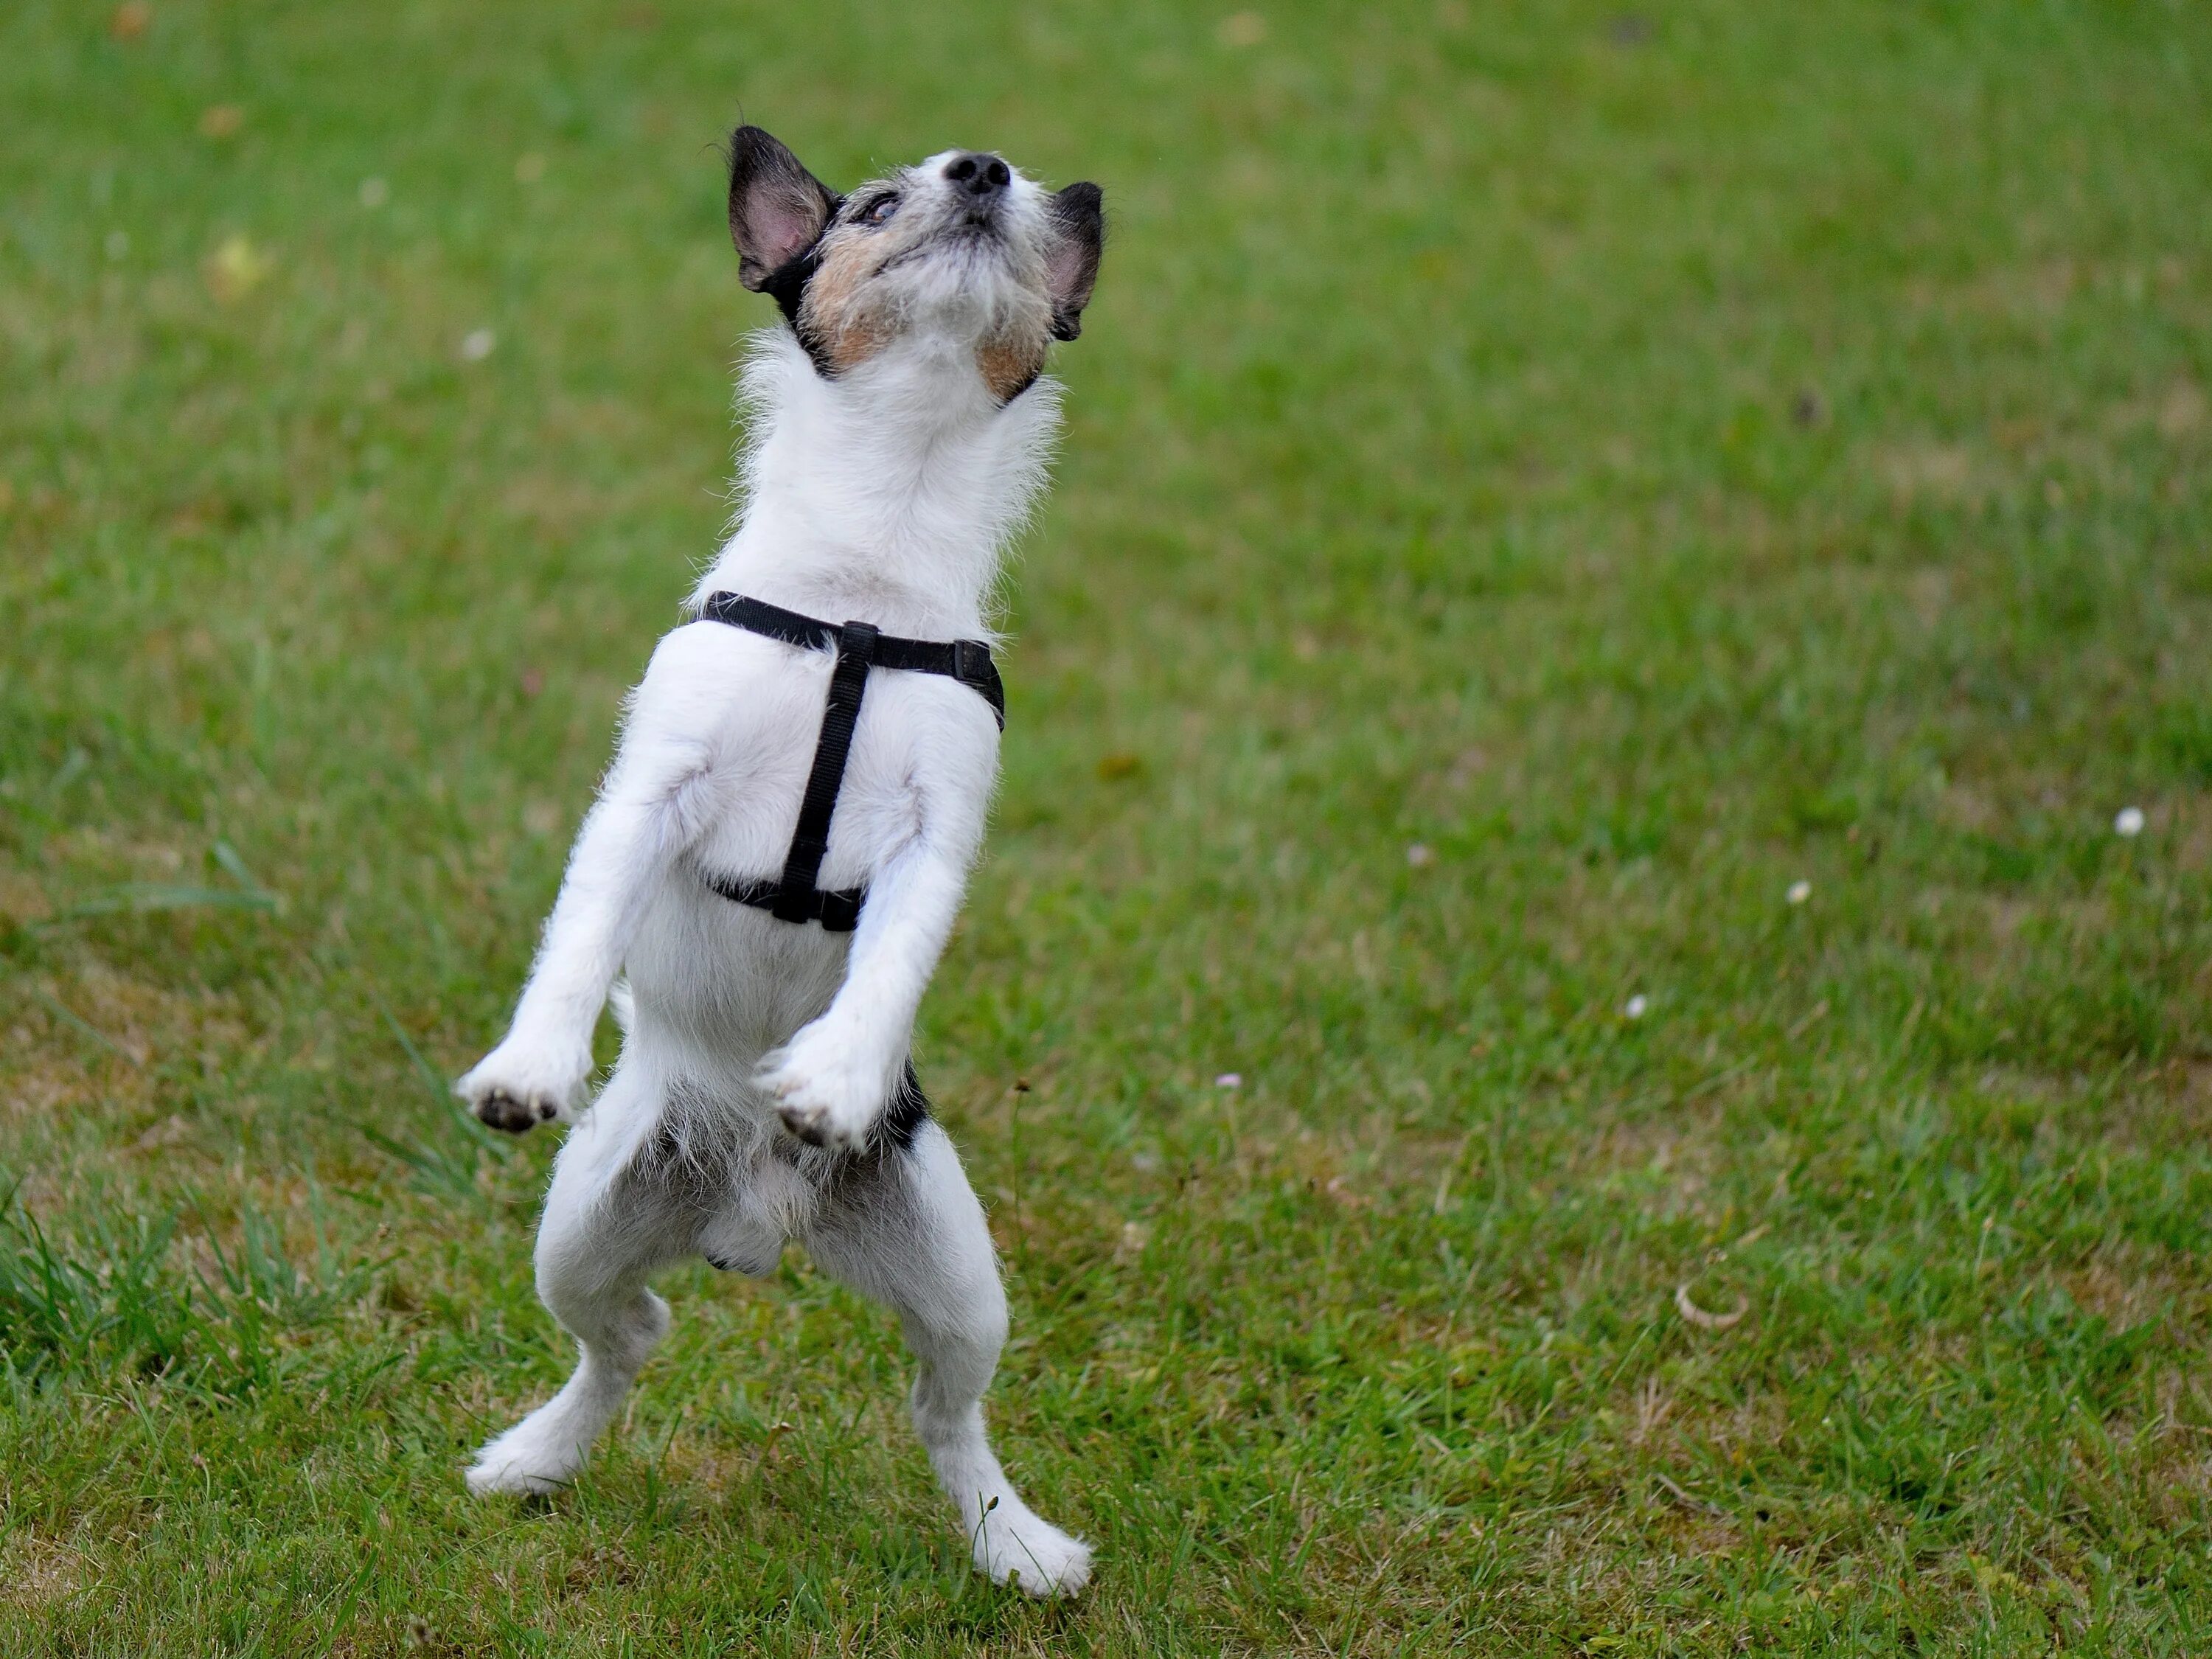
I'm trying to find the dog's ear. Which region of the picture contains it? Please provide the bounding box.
[1043,182,1105,342]
[728,126,838,292]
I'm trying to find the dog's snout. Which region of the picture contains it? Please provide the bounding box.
[944,152,1012,198]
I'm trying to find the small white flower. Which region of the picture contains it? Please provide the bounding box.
[358,176,389,209]
[460,327,496,362]
[2114,806,2145,838]
[1214,1072,1242,1088]
[1405,842,1433,867]
[1787,880,1812,905]
[1623,994,1649,1020]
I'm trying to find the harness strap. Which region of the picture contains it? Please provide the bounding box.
[700,872,867,933]
[695,591,1004,931]
[773,619,876,921]
[699,593,1005,728]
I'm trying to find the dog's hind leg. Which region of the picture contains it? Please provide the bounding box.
[803,1118,1092,1596]
[467,1062,688,1495]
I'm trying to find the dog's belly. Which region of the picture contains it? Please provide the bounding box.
[618,686,950,1063]
[623,877,849,1063]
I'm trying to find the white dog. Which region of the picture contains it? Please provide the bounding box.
[453,126,1104,1597]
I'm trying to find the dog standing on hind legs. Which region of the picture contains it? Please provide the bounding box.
[453,126,1105,1596]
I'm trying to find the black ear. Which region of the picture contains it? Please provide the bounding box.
[1043,181,1105,341]
[727,126,838,292]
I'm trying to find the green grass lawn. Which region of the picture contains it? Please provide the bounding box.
[4,0,2211,1651]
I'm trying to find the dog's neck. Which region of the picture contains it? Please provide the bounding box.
[695,331,1060,640]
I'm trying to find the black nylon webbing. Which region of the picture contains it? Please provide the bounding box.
[700,593,1004,728]
[772,620,876,922]
[695,594,1004,931]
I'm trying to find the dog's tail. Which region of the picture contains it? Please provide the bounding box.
[608,975,636,1036]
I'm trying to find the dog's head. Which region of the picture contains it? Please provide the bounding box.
[727,127,1104,403]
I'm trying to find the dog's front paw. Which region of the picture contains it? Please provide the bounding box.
[456,1042,592,1135]
[754,1027,888,1151]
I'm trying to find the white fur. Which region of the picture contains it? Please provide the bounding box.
[455,154,1091,1596]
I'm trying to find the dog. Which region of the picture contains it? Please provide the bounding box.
[453,126,1104,1597]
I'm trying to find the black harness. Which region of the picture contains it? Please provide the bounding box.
[695,591,1005,933]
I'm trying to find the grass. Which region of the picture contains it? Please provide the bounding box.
[4,0,2211,1650]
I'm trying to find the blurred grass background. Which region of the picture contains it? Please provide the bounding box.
[3,0,2211,1652]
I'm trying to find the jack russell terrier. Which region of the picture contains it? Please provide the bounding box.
[455,125,1105,1596]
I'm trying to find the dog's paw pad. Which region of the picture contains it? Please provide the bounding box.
[473,1090,542,1135]
[776,1103,832,1147]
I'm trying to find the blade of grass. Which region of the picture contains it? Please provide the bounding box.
[44,884,279,922]
[15,984,142,1067]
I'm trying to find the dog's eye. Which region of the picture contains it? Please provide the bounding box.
[862,195,900,226]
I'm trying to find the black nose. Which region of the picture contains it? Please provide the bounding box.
[944,152,1011,199]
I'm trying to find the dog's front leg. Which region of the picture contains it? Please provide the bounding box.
[757,817,979,1150]
[459,725,715,1133]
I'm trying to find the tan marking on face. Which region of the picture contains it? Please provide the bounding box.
[976,333,1047,402]
[824,313,886,374]
[796,175,1060,394]
[796,230,896,371]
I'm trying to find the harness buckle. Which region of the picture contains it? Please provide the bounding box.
[952,638,990,686]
